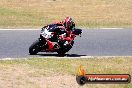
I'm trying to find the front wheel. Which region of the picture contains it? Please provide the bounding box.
[29,40,41,55]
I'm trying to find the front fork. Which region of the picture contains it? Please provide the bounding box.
[38,35,48,49]
[39,35,55,51]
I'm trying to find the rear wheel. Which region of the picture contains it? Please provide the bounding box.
[57,41,74,56]
[29,40,41,55]
[57,50,66,56]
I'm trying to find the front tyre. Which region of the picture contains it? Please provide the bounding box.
[29,40,41,55]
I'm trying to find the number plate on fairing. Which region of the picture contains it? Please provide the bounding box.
[41,28,52,39]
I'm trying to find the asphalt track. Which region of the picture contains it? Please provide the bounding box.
[0,28,132,58]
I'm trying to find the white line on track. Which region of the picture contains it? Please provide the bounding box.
[101,28,124,29]
[0,28,125,31]
[0,29,40,30]
[1,56,132,60]
[36,56,131,59]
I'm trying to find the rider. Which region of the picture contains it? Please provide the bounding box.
[55,17,76,42]
[47,17,76,50]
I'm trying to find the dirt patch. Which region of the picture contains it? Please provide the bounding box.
[0,57,131,88]
[0,64,80,88]
[30,75,79,88]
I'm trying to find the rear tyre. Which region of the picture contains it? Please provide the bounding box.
[57,51,66,56]
[65,41,74,52]
[29,40,41,55]
[57,41,74,56]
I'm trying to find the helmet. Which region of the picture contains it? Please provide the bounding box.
[63,17,74,30]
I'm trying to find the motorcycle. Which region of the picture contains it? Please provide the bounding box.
[29,24,82,56]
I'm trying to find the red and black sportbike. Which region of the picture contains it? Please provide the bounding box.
[29,24,82,56]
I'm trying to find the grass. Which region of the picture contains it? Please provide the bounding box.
[0,57,131,88]
[0,0,132,28]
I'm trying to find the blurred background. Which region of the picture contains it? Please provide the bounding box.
[0,0,132,28]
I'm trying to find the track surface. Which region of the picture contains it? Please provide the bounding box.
[0,28,132,58]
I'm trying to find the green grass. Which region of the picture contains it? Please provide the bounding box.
[0,57,131,88]
[1,57,132,75]
[0,0,132,28]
